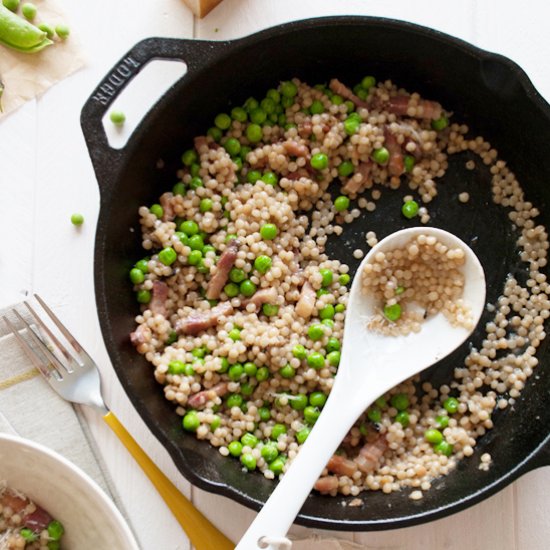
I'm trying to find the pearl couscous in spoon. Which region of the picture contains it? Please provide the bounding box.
[236,227,486,550]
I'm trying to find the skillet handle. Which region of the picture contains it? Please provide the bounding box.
[80,37,230,198]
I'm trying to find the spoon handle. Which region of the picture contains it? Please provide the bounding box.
[235,379,376,550]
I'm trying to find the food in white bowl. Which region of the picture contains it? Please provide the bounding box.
[0,434,138,550]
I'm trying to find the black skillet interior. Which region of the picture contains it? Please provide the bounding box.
[82,17,550,530]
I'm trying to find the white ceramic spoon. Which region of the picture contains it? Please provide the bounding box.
[236,227,486,550]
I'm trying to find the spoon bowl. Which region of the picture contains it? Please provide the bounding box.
[237,227,486,550]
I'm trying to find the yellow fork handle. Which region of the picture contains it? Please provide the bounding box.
[103,411,235,550]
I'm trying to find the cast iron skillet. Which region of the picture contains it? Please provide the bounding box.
[81,17,550,530]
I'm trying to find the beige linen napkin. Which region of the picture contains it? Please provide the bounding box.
[0,0,85,117]
[0,303,125,514]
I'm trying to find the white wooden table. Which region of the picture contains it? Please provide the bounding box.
[2,1,550,548]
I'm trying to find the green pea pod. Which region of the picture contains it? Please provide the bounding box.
[0,5,52,53]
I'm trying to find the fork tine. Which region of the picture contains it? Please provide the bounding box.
[2,316,54,380]
[34,293,83,354]
[12,310,64,380]
[24,300,77,369]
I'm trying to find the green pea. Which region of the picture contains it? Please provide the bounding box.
[319,305,335,320]
[402,200,419,219]
[190,176,204,190]
[304,406,320,424]
[269,456,286,474]
[383,303,402,322]
[431,115,449,131]
[168,360,186,374]
[226,393,243,408]
[244,97,259,112]
[261,171,278,186]
[159,247,177,266]
[231,106,247,122]
[172,182,186,196]
[327,350,340,367]
[390,393,409,411]
[241,432,259,448]
[296,426,311,444]
[243,362,257,377]
[335,304,346,315]
[334,196,350,212]
[240,280,257,297]
[260,223,278,240]
[322,319,334,328]
[108,110,125,125]
[258,406,271,422]
[228,328,241,341]
[254,255,272,273]
[292,344,306,359]
[249,106,267,125]
[311,153,328,170]
[47,520,64,541]
[47,542,61,550]
[70,213,84,226]
[21,2,36,20]
[240,453,257,470]
[202,245,216,256]
[326,337,340,353]
[434,440,453,456]
[207,127,222,142]
[222,137,241,157]
[2,0,19,11]
[280,81,297,98]
[37,21,54,38]
[280,364,295,378]
[307,352,324,369]
[443,397,459,414]
[218,358,229,373]
[184,364,195,376]
[289,393,308,411]
[180,220,199,236]
[372,147,390,165]
[136,289,151,304]
[149,204,163,218]
[425,428,444,445]
[271,423,287,440]
[228,441,243,456]
[343,116,360,135]
[190,163,200,177]
[183,410,200,432]
[338,161,354,177]
[395,411,410,427]
[262,303,279,317]
[338,274,350,286]
[267,88,281,103]
[309,391,327,408]
[308,324,325,341]
[210,415,221,431]
[188,234,204,252]
[187,250,202,266]
[404,155,416,173]
[436,415,449,429]
[320,268,333,287]
[246,123,263,143]
[256,366,270,381]
[55,23,69,40]
[361,75,376,89]
[133,259,148,273]
[261,97,276,114]
[227,363,243,381]
[166,331,178,345]
[317,288,329,297]
[181,149,197,166]
[261,443,279,463]
[19,528,37,542]
[199,198,213,213]
[229,267,246,283]
[310,99,324,115]
[367,407,382,423]
[214,113,231,130]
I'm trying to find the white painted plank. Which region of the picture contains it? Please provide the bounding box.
[29,1,195,549]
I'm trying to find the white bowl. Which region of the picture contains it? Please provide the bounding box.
[0,433,139,550]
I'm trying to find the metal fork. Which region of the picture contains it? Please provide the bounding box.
[3,294,233,550]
